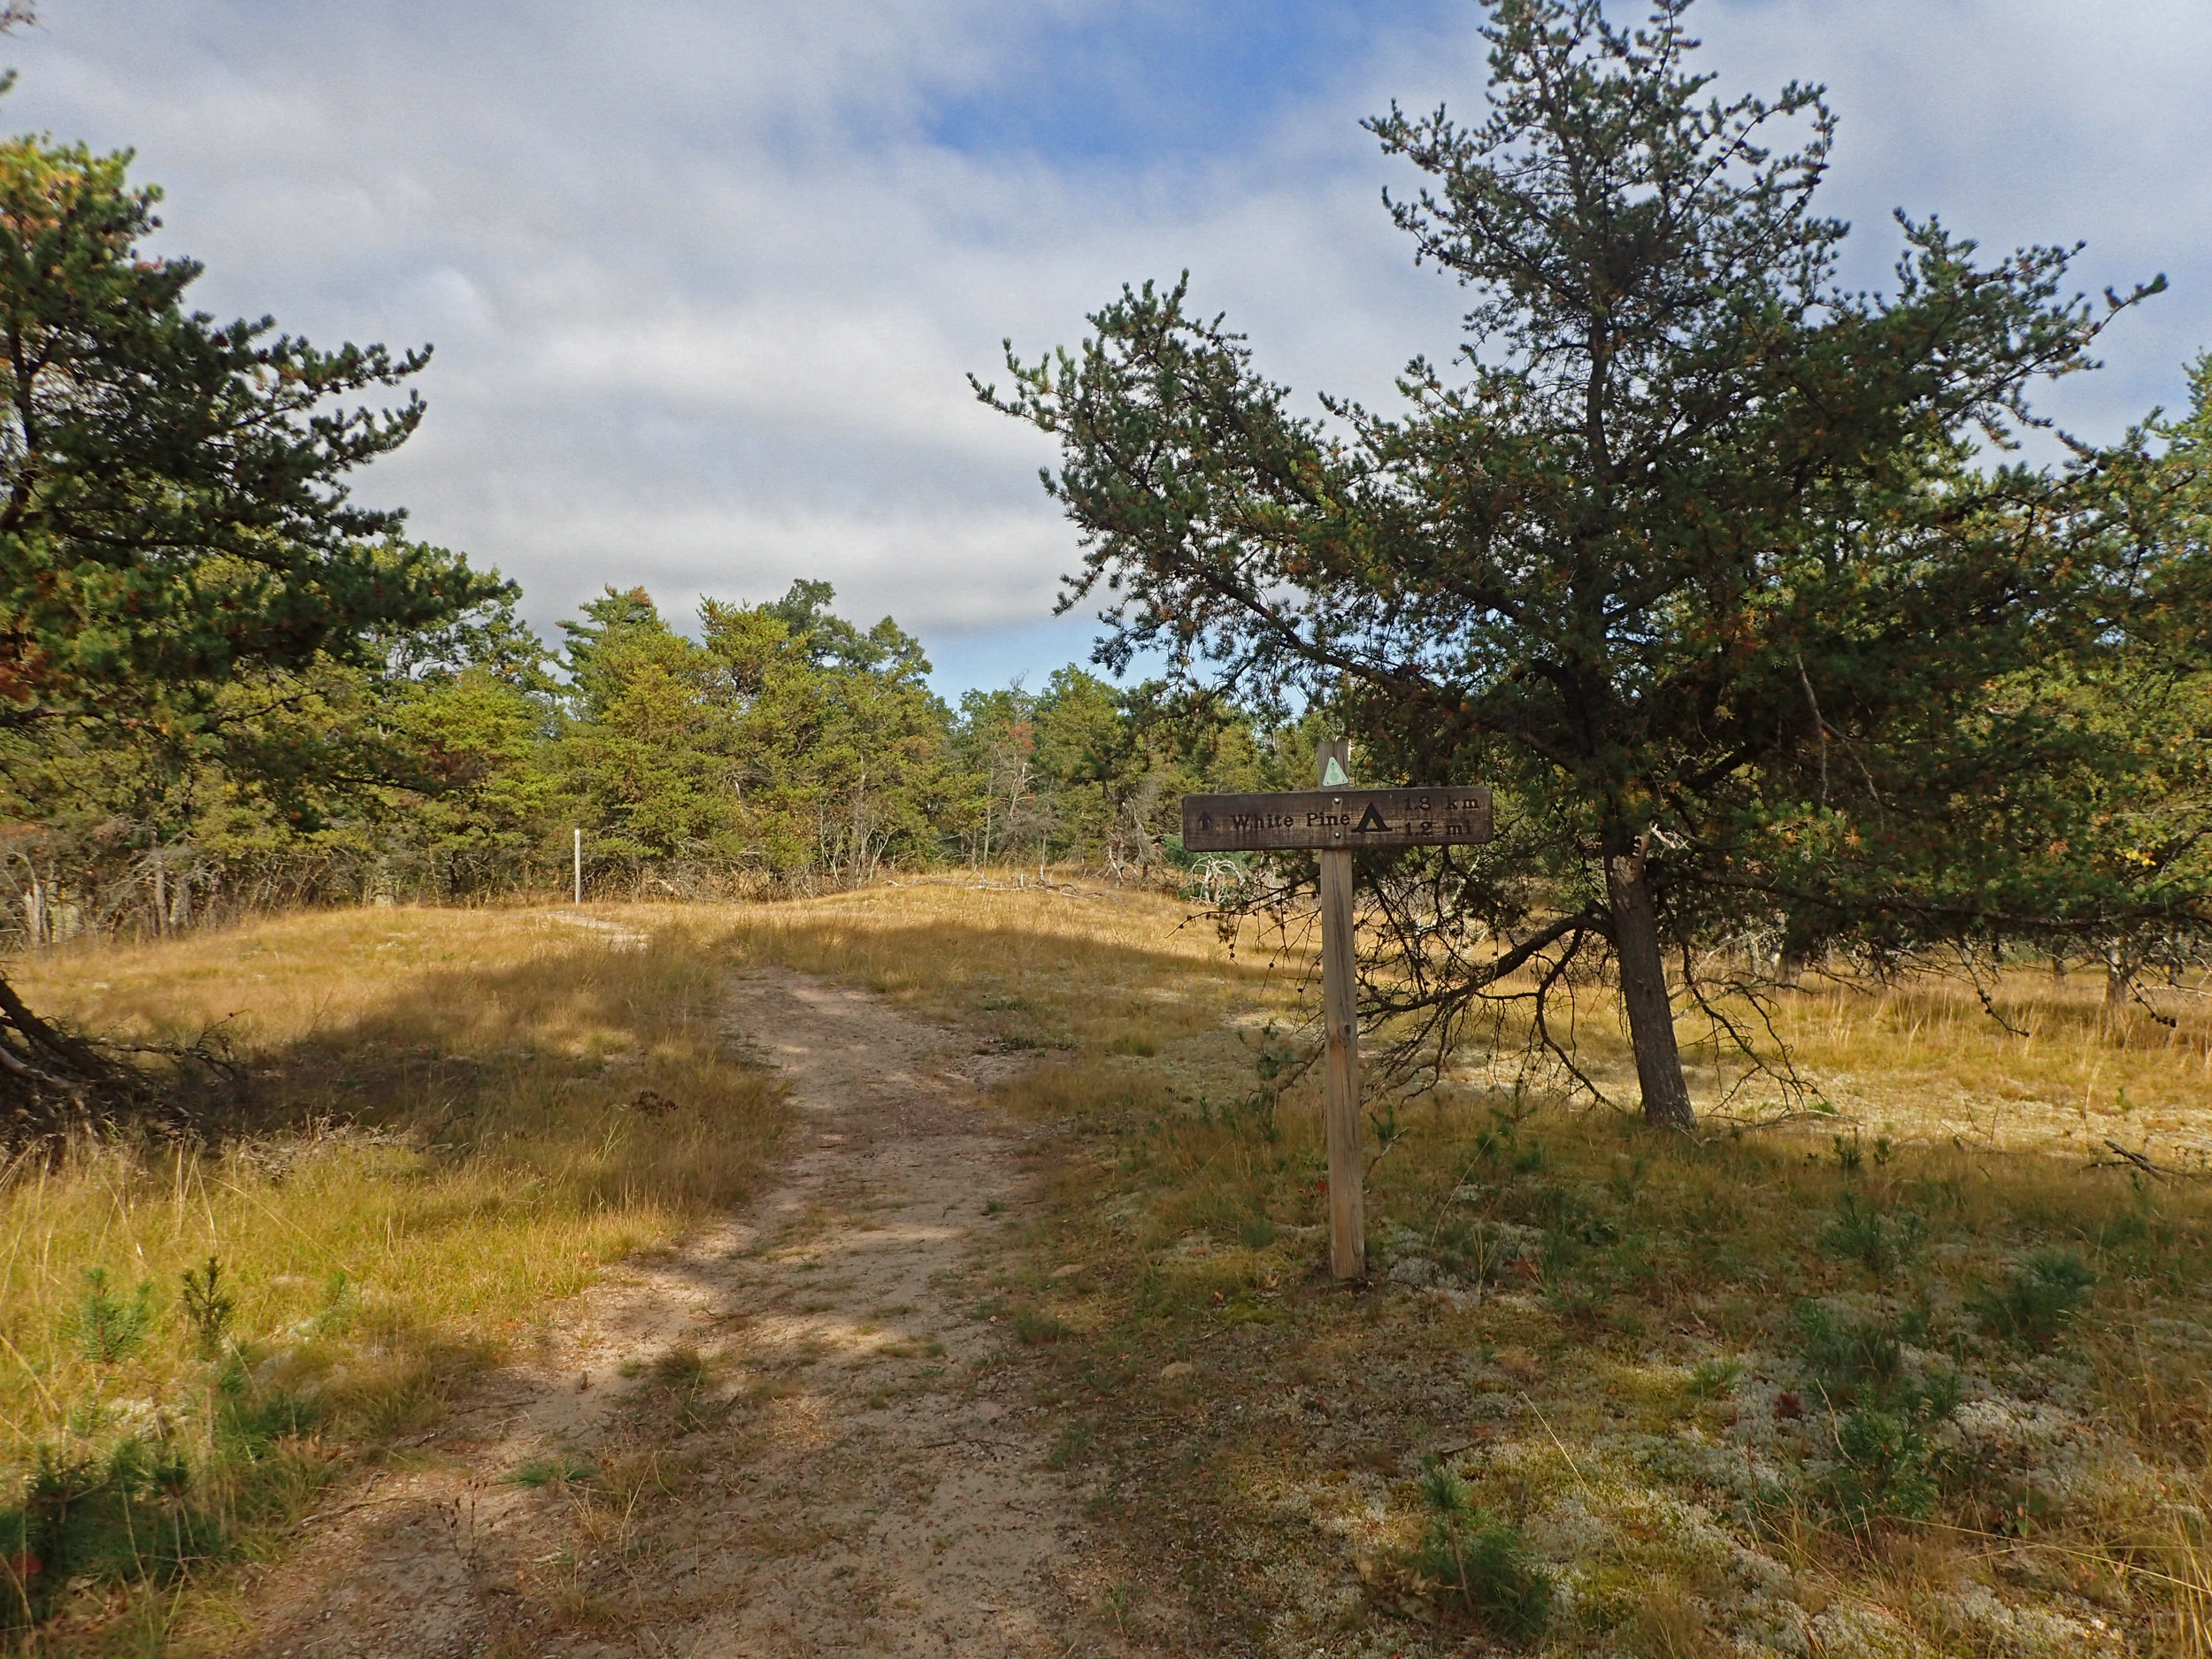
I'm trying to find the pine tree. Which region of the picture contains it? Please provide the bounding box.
[0,114,497,1126]
[979,0,2193,1127]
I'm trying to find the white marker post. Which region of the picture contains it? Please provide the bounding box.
[573,827,583,907]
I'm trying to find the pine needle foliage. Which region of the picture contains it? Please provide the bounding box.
[977,0,2208,1129]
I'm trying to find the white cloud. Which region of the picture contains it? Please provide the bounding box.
[4,0,2207,687]
[1697,0,2212,431]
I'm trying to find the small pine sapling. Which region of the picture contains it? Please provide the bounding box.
[68,1269,154,1367]
[178,1256,235,1360]
[1973,1249,2098,1348]
[1412,1461,1553,1643]
[1818,1191,1927,1286]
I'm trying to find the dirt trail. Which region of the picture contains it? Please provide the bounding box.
[234,964,1150,1658]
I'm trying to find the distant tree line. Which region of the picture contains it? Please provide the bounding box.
[0,571,1302,945]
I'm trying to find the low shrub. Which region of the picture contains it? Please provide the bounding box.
[1789,1301,1911,1401]
[1429,1217,1542,1287]
[64,1268,156,1367]
[1821,1405,1940,1525]
[508,1454,599,1491]
[178,1256,237,1361]
[0,1356,324,1634]
[1973,1248,2098,1348]
[650,1346,713,1391]
[1411,1463,1553,1645]
[1012,1306,1072,1345]
[1818,1191,1926,1286]
[1686,1356,1745,1400]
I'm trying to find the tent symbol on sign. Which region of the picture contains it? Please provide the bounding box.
[1197,811,1214,832]
[1353,803,1390,833]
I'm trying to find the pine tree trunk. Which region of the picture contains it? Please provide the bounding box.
[0,970,109,1136]
[1605,844,1697,1133]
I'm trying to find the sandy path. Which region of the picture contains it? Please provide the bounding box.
[232,964,1148,1658]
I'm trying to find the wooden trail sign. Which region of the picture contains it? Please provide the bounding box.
[1183,750,1492,1280]
[1181,787,1492,853]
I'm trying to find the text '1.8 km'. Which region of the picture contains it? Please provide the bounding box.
[1180,787,1494,853]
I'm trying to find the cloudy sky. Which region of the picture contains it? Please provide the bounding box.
[6,1,2208,695]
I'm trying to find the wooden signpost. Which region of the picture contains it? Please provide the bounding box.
[1183,743,1493,1280]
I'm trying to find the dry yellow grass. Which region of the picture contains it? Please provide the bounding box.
[703,873,2212,1160]
[8,878,2211,1655]
[2,903,787,1642]
[658,874,2212,1659]
[1769,971,2212,1157]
